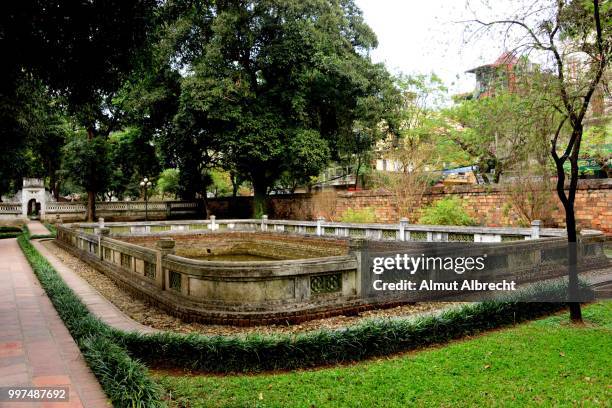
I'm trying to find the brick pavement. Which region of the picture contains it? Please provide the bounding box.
[0,238,109,408]
[26,221,51,237]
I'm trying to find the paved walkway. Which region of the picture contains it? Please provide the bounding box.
[32,240,157,334]
[0,238,109,408]
[26,220,51,236]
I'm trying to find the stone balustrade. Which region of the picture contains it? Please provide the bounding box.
[0,203,22,214]
[55,218,608,325]
[71,216,566,243]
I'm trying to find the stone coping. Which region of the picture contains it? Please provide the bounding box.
[65,218,574,238]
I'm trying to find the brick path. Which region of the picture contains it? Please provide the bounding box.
[0,238,109,408]
[31,241,157,334]
[26,221,51,236]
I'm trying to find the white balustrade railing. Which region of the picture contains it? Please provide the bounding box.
[70,216,565,243]
[45,201,199,214]
[0,203,21,214]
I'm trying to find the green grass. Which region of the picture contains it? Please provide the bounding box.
[156,301,612,408]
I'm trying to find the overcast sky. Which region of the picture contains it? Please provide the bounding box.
[354,0,519,97]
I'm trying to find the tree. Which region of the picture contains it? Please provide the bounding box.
[62,136,112,208]
[157,168,181,199]
[468,0,611,322]
[135,0,401,217]
[445,92,546,182]
[1,0,159,220]
[208,170,233,198]
[107,127,160,200]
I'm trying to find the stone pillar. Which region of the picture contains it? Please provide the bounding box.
[348,238,365,296]
[94,227,110,260]
[156,238,175,290]
[531,220,541,240]
[209,215,217,231]
[399,218,409,241]
[261,215,268,231]
[316,216,325,236]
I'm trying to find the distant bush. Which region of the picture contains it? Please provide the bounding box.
[418,197,476,226]
[340,207,377,223]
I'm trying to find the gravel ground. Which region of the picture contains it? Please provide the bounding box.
[42,240,453,336]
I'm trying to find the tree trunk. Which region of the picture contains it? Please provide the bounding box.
[252,177,268,218]
[354,157,362,189]
[564,200,582,322]
[87,191,96,222]
[49,171,59,201]
[554,128,583,323]
[86,126,96,222]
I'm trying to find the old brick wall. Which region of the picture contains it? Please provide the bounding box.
[207,179,612,235]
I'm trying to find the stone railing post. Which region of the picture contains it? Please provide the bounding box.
[56,214,62,224]
[316,216,325,236]
[348,238,365,296]
[98,217,105,229]
[531,220,541,240]
[399,217,409,241]
[261,215,268,231]
[94,226,110,260]
[209,215,217,231]
[156,238,175,290]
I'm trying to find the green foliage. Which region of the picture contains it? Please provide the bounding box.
[418,197,477,226]
[339,207,377,224]
[0,226,22,233]
[208,169,232,198]
[44,223,57,236]
[81,336,163,408]
[62,136,112,196]
[116,286,573,374]
[107,127,160,199]
[0,233,21,240]
[156,301,612,407]
[124,0,401,212]
[156,168,180,199]
[17,234,163,407]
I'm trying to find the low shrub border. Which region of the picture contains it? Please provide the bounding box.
[19,231,591,377]
[0,225,23,239]
[17,234,163,407]
[44,222,57,236]
[0,232,21,239]
[115,286,580,373]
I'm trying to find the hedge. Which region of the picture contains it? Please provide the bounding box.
[0,225,23,239]
[114,284,580,373]
[17,234,163,407]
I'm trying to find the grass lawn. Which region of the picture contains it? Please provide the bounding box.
[155,301,612,407]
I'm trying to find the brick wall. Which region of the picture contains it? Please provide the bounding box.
[207,179,612,235]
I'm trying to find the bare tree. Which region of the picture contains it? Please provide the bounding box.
[467,0,610,322]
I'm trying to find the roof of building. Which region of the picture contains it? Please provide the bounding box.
[466,51,519,73]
